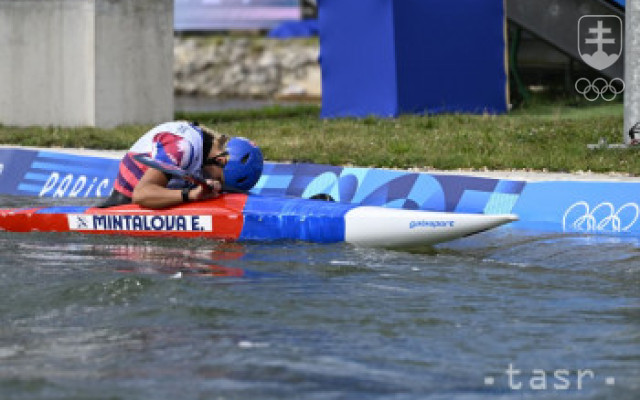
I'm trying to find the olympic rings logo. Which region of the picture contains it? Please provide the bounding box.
[562,201,639,233]
[574,77,625,102]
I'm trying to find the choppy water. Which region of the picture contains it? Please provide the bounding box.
[0,196,638,399]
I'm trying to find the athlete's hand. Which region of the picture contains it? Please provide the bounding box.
[189,179,222,201]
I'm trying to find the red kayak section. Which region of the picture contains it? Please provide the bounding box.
[0,194,248,240]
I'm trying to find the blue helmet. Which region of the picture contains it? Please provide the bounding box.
[222,137,263,191]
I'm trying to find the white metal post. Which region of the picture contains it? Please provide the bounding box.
[625,0,640,145]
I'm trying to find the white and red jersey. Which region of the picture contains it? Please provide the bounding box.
[113,122,205,198]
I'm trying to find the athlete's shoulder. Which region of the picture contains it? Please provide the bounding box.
[128,121,203,171]
[148,121,198,137]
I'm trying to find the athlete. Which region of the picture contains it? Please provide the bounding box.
[99,121,263,209]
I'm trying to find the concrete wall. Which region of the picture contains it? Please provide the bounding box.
[95,0,173,127]
[0,0,96,126]
[0,0,173,128]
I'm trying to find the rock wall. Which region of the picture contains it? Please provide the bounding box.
[174,36,321,99]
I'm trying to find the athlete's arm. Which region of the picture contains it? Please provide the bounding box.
[132,168,221,209]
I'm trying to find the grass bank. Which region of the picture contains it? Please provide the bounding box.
[0,100,637,175]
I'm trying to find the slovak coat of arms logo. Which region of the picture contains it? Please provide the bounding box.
[578,15,623,71]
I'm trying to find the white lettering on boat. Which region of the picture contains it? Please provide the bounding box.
[409,220,455,229]
[68,214,213,232]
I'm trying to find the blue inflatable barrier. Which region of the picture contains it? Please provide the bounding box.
[0,148,119,198]
[2,147,640,238]
[513,181,640,235]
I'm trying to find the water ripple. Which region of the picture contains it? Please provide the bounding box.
[0,197,638,399]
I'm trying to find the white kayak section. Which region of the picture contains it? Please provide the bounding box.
[344,207,518,248]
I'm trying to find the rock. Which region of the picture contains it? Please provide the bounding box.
[173,36,321,99]
[257,52,277,68]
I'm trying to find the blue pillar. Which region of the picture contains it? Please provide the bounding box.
[318,0,508,118]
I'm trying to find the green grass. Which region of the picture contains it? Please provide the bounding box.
[1,99,637,175]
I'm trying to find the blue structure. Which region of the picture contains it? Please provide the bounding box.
[0,148,119,198]
[268,20,319,38]
[3,147,640,237]
[318,0,509,118]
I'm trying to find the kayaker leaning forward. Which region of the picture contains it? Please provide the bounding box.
[99,121,263,209]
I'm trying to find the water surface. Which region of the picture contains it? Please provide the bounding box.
[0,196,638,399]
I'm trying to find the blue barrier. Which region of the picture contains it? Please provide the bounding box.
[268,19,318,38]
[318,0,509,118]
[0,148,119,198]
[2,147,639,237]
[1,147,521,216]
[255,162,523,214]
[514,181,640,235]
